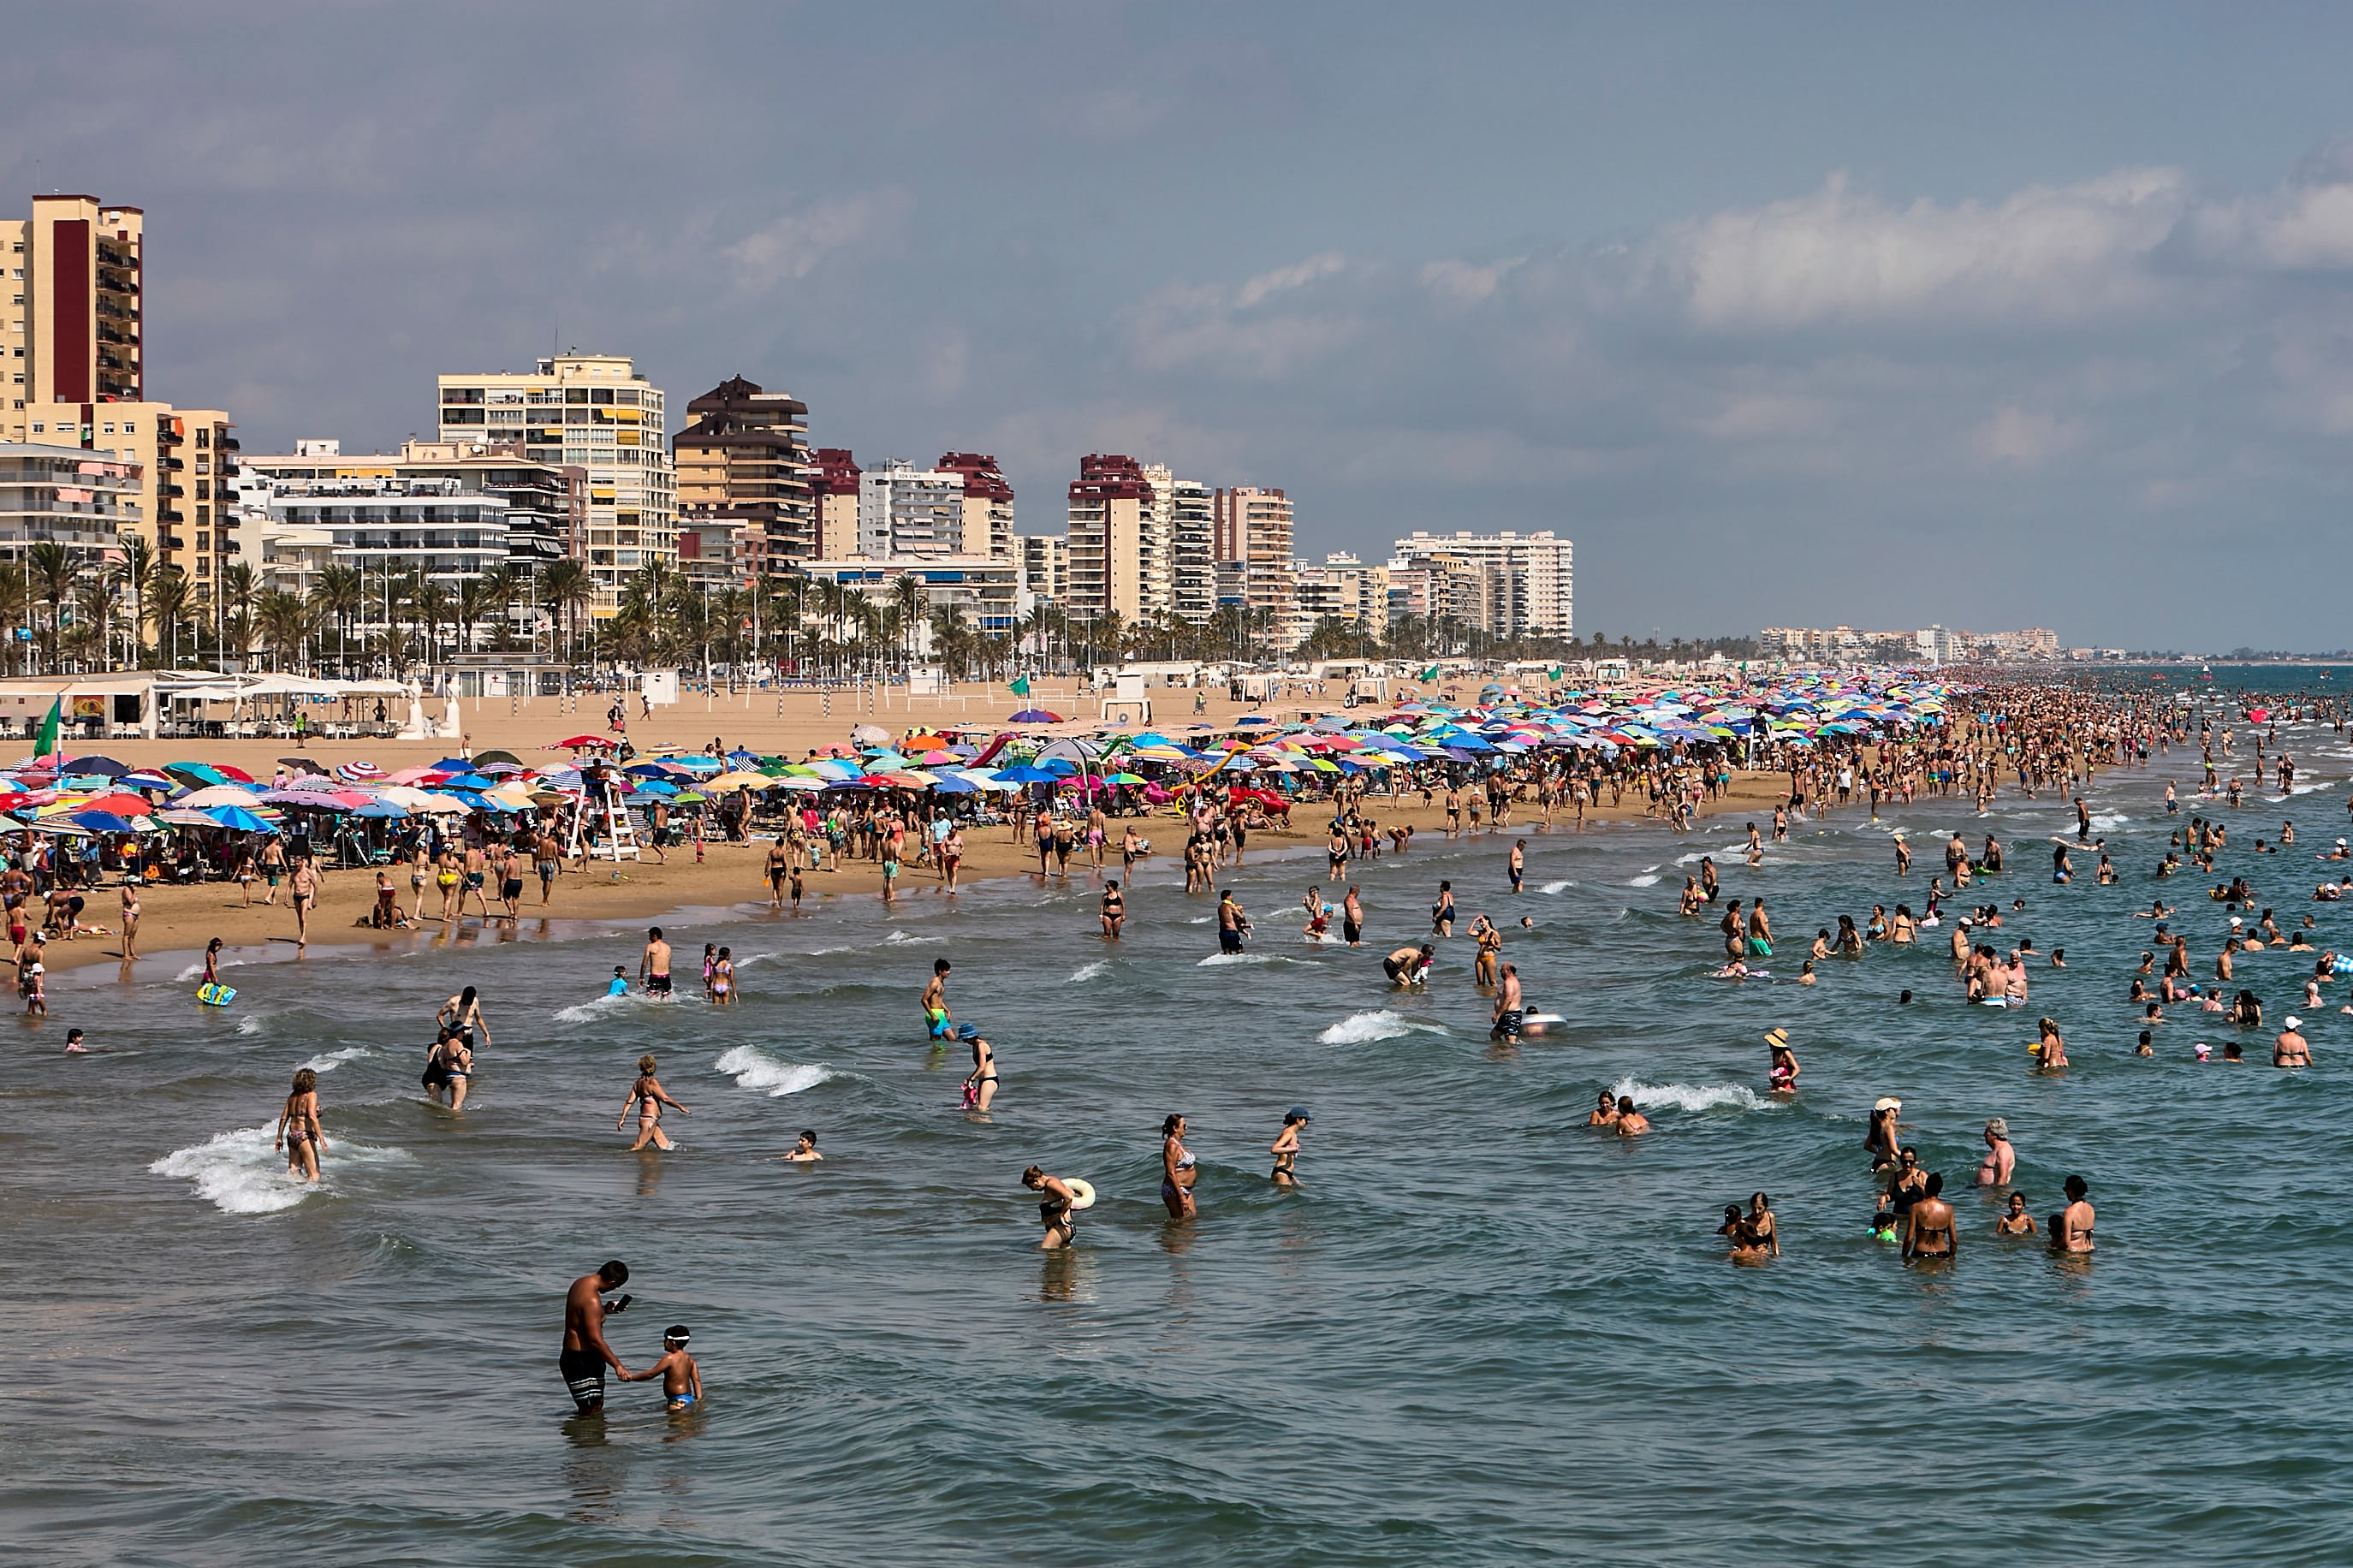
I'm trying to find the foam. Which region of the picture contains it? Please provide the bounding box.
[1540,880,1576,894]
[174,956,248,984]
[300,1046,371,1073]
[1195,952,1302,966]
[1628,874,1661,887]
[553,991,667,1024]
[713,1044,835,1097]
[1318,1009,1447,1044]
[235,1016,265,1036]
[150,1125,406,1215]
[2088,811,2130,832]
[1608,1076,1778,1114]
[1067,959,1111,983]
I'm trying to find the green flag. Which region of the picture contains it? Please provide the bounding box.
[1548,666,1561,680]
[1008,674,1031,697]
[1419,665,1440,682]
[33,696,60,758]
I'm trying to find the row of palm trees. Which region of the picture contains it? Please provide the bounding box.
[7,543,1591,682]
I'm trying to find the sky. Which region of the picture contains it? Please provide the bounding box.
[9,2,2353,650]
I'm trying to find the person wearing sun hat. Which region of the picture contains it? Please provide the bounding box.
[1766,1028,1800,1093]
[2274,1014,2312,1068]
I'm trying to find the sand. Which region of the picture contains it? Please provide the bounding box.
[27,680,1799,975]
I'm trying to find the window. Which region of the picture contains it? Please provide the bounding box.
[102,422,115,434]
[196,429,210,448]
[122,421,134,433]
[591,388,614,405]
[197,532,209,550]
[30,422,41,434]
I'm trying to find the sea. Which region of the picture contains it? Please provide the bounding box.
[8,671,2353,1565]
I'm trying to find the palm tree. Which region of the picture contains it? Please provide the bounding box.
[413,582,449,665]
[74,575,120,670]
[889,573,923,671]
[252,589,310,672]
[217,561,257,664]
[307,563,365,674]
[454,577,495,657]
[542,558,591,663]
[115,536,157,664]
[476,566,519,652]
[25,542,74,673]
[148,563,195,669]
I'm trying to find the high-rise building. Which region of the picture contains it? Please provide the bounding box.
[1065,454,1160,627]
[1165,477,1215,624]
[21,402,238,591]
[1213,486,1294,629]
[1286,551,1390,650]
[1015,533,1065,609]
[858,458,967,558]
[254,472,513,645]
[244,437,579,579]
[5,196,144,408]
[438,353,671,611]
[2,193,240,597]
[0,441,143,571]
[671,376,811,576]
[1388,529,1572,638]
[936,452,1015,561]
[807,448,861,559]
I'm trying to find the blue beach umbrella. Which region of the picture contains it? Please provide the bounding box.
[205,804,278,834]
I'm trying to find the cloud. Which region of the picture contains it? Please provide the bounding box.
[1649,169,2192,330]
[721,191,911,294]
[1123,252,1359,378]
[1419,257,1525,306]
[1973,405,2083,466]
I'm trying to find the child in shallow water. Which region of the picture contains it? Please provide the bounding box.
[624,1326,701,1412]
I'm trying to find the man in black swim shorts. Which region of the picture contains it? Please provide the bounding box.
[560,1259,633,1414]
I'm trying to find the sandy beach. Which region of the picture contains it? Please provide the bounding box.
[35,680,1798,974]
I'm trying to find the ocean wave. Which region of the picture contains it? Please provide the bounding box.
[552,991,670,1023]
[1318,1009,1447,1044]
[881,930,920,945]
[2089,811,2130,832]
[1608,1076,1778,1114]
[235,1016,265,1036]
[1628,874,1661,887]
[1540,880,1576,894]
[174,956,248,983]
[150,1126,406,1215]
[713,1044,835,1097]
[300,1046,371,1073]
[1196,952,1302,966]
[1674,852,1705,865]
[1067,959,1111,983]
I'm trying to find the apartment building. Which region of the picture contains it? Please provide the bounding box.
[1064,454,1162,626]
[1212,486,1294,627]
[254,474,513,644]
[1,196,144,411]
[20,403,237,589]
[808,448,861,560]
[245,437,577,575]
[1163,475,1215,624]
[798,556,1022,638]
[936,452,1015,561]
[1286,551,1390,648]
[858,458,967,558]
[1015,532,1065,609]
[0,442,142,569]
[1388,529,1573,638]
[671,376,811,575]
[438,353,671,610]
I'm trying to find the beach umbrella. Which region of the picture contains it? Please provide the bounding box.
[993,763,1057,783]
[61,755,130,778]
[119,770,173,793]
[353,800,409,818]
[473,749,525,768]
[673,755,724,775]
[850,723,893,746]
[70,809,152,834]
[726,749,763,767]
[1106,771,1145,785]
[1007,708,1065,723]
[773,776,829,791]
[278,757,330,775]
[163,762,231,787]
[179,783,263,808]
[205,804,278,834]
[929,774,978,794]
[161,807,226,827]
[431,757,473,772]
[77,792,155,817]
[549,735,615,751]
[335,761,386,781]
[706,770,775,791]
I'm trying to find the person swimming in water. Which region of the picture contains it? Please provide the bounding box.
[1270,1107,1309,1186]
[1995,1191,2037,1236]
[1588,1089,1619,1126]
[1902,1172,1956,1261]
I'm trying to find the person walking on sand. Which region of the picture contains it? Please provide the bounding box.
[289,855,319,950]
[619,1053,690,1150]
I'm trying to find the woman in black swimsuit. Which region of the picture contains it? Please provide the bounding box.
[1023,1166,1078,1250]
[960,1024,998,1114]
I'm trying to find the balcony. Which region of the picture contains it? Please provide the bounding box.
[161,457,184,471]
[215,515,239,529]
[158,484,183,498]
[222,437,240,452]
[160,535,187,549]
[159,508,184,523]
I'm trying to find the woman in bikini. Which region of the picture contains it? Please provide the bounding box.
[1269,1108,1309,1187]
[276,1066,325,1181]
[1587,1089,1619,1127]
[1160,1113,1197,1220]
[423,1029,473,1112]
[619,1054,690,1150]
[710,947,735,1006]
[1995,1191,2038,1236]
[960,1024,997,1113]
[1023,1165,1078,1250]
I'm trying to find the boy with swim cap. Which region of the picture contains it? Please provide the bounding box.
[623,1326,701,1412]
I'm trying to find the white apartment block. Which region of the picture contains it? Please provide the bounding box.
[438,353,671,611]
[1388,529,1572,638]
[858,458,967,558]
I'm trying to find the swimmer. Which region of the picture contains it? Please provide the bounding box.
[1902,1173,1956,1261]
[1488,962,1524,1045]
[1588,1089,1619,1126]
[1342,885,1364,947]
[1270,1107,1310,1186]
[923,958,953,1038]
[1469,914,1503,988]
[639,926,673,998]
[618,1053,690,1150]
[959,1022,999,1112]
[621,1325,700,1414]
[422,1028,472,1111]
[559,1261,633,1414]
[606,966,630,997]
[2275,1015,2312,1068]
[1217,889,1251,953]
[1995,1192,2037,1237]
[1744,1191,1780,1256]
[1615,1096,1650,1135]
[710,947,734,1005]
[63,1027,84,1054]
[1160,1114,1197,1221]
[2053,1174,2095,1253]
[2034,1018,2068,1071]
[782,1130,823,1163]
[1384,941,1435,988]
[274,1066,325,1181]
[1976,1118,2014,1185]
[436,985,490,1050]
[1023,1165,1079,1249]
[1766,1027,1799,1093]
